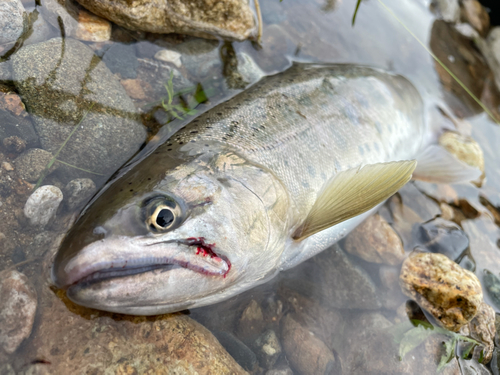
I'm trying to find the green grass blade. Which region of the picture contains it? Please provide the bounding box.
[55,159,104,175]
[352,0,362,26]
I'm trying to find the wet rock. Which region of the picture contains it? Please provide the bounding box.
[265,366,293,375]
[27,286,247,374]
[0,0,25,45]
[254,330,282,369]
[12,37,146,182]
[483,270,500,309]
[464,302,495,364]
[23,185,63,226]
[0,112,39,149]
[0,270,37,355]
[40,0,111,42]
[460,0,490,37]
[416,218,469,261]
[439,132,485,185]
[23,11,55,46]
[281,314,339,375]
[0,364,15,375]
[213,331,258,372]
[74,0,256,41]
[120,78,152,101]
[432,0,460,23]
[102,43,138,79]
[236,299,265,344]
[180,39,221,79]
[400,252,483,331]
[0,91,26,117]
[379,265,407,310]
[287,243,381,310]
[3,136,26,154]
[154,49,182,68]
[63,178,95,210]
[1,162,13,171]
[13,148,55,182]
[344,213,405,265]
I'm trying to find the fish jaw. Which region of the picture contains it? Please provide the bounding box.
[52,235,237,313]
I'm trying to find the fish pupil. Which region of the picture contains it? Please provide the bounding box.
[156,209,174,228]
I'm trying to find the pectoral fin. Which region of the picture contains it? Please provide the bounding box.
[293,160,416,241]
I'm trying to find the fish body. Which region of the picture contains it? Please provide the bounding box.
[52,64,468,315]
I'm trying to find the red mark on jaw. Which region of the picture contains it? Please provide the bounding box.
[186,237,232,277]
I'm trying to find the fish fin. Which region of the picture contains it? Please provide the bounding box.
[413,145,482,184]
[292,160,416,241]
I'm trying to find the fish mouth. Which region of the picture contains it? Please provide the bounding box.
[57,236,231,288]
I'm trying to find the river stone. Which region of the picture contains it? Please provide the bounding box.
[13,148,56,182]
[24,185,63,226]
[464,301,496,364]
[433,0,460,23]
[253,330,282,369]
[0,270,37,355]
[344,213,405,265]
[74,0,256,41]
[280,314,339,375]
[40,0,111,42]
[63,178,96,209]
[11,37,146,182]
[460,0,490,37]
[400,252,483,331]
[0,0,25,45]
[26,287,246,374]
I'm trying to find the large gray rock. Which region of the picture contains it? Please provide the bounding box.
[11,38,146,182]
[0,0,25,45]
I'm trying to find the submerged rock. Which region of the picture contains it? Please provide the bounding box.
[344,213,405,265]
[400,252,483,331]
[3,136,26,154]
[465,301,495,364]
[416,218,469,261]
[0,0,25,45]
[460,0,490,37]
[12,37,146,182]
[24,185,63,226]
[254,330,282,369]
[13,148,55,183]
[40,0,111,42]
[0,271,37,355]
[74,0,256,41]
[213,331,258,372]
[236,299,265,344]
[63,178,96,210]
[280,314,339,375]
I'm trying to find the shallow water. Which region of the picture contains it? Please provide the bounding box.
[1,0,500,373]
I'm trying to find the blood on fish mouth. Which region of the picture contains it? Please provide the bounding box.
[68,237,232,287]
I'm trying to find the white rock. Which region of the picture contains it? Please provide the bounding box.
[433,0,460,23]
[0,0,25,45]
[24,185,63,226]
[455,22,480,38]
[0,271,37,354]
[154,49,183,68]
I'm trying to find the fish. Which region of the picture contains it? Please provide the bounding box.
[51,64,482,315]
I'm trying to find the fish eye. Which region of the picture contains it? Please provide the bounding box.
[144,196,183,233]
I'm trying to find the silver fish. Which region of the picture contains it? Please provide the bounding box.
[52,64,481,315]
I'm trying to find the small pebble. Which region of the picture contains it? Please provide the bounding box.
[63,178,96,210]
[24,185,63,226]
[154,49,182,68]
[120,79,149,100]
[400,252,483,331]
[1,162,13,171]
[236,299,265,344]
[3,136,26,154]
[254,330,282,369]
[0,270,37,355]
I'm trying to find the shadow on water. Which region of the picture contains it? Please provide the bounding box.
[2,0,500,373]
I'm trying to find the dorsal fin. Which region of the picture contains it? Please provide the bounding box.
[292,160,416,241]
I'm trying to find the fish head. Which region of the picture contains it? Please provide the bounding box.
[52,150,288,315]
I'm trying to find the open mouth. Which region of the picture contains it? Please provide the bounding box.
[61,237,231,288]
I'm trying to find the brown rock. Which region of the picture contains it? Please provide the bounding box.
[0,270,37,355]
[120,79,150,101]
[236,299,265,344]
[280,314,339,375]
[74,0,256,41]
[3,136,26,154]
[344,214,405,265]
[41,0,111,42]
[460,0,490,37]
[439,131,485,186]
[400,252,483,331]
[24,286,247,374]
[465,301,496,364]
[0,92,26,117]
